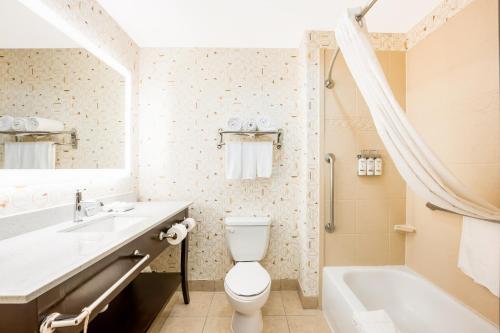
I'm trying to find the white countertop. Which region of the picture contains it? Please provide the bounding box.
[0,201,191,304]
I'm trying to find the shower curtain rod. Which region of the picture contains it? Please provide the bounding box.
[324,0,379,89]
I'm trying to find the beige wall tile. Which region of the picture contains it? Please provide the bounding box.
[389,231,405,264]
[356,199,389,234]
[406,0,500,324]
[389,198,406,226]
[332,200,356,234]
[323,233,356,266]
[355,233,390,265]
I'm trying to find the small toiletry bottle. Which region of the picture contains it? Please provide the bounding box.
[375,155,383,176]
[366,153,375,176]
[357,154,367,176]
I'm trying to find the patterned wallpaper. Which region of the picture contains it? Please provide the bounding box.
[0,48,125,169]
[0,0,139,216]
[139,48,304,282]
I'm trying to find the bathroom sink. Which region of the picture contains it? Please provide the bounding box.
[60,215,147,233]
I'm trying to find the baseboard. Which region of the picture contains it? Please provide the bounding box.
[186,279,299,292]
[298,287,319,309]
[186,278,318,309]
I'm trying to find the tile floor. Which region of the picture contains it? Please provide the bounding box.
[148,290,332,333]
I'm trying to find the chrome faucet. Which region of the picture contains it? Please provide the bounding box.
[74,189,85,222]
[74,189,103,222]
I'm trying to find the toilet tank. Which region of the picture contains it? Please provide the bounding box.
[224,217,271,262]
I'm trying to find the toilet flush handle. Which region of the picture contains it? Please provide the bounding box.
[227,227,235,233]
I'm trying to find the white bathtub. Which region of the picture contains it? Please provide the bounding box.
[322,266,497,333]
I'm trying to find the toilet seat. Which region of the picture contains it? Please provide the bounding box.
[225,262,270,297]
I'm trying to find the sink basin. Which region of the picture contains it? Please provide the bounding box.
[61,215,147,233]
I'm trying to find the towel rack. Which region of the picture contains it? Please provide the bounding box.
[217,128,283,149]
[0,128,78,149]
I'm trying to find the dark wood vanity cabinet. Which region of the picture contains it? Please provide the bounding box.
[0,209,190,333]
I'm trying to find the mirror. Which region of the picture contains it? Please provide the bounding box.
[0,0,126,169]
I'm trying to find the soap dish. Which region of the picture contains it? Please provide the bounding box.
[394,225,416,233]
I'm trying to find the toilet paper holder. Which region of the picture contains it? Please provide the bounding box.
[158,231,177,241]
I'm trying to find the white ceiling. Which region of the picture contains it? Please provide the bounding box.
[97,0,442,48]
[0,0,79,48]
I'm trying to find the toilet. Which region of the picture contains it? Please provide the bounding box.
[224,217,272,333]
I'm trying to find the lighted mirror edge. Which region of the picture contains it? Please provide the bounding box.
[0,0,132,184]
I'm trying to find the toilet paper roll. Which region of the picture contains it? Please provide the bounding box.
[227,117,242,131]
[182,217,197,232]
[166,223,187,245]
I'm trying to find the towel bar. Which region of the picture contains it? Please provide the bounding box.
[216,128,283,149]
[0,128,79,149]
[426,202,499,223]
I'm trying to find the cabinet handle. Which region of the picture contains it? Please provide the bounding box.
[40,250,150,331]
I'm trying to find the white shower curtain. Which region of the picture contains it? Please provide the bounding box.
[334,9,500,222]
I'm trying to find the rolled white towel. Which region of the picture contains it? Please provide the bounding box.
[12,117,28,131]
[166,223,187,245]
[0,116,14,131]
[243,119,257,131]
[258,117,274,131]
[26,117,64,132]
[227,117,242,131]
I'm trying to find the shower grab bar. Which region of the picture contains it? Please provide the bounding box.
[425,202,499,223]
[324,153,335,233]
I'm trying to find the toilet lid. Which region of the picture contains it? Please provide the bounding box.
[225,262,270,297]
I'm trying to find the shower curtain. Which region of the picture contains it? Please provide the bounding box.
[334,9,500,222]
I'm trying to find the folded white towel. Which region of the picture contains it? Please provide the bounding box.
[241,142,257,179]
[26,117,64,132]
[256,141,273,178]
[0,116,14,131]
[353,310,401,333]
[4,142,56,169]
[225,142,242,179]
[458,216,500,296]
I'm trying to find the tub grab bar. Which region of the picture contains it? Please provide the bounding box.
[40,250,150,332]
[325,153,335,233]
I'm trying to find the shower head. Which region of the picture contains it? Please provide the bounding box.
[324,48,340,90]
